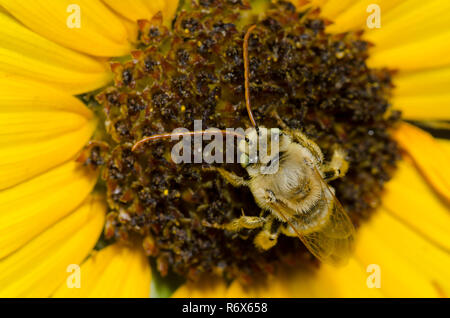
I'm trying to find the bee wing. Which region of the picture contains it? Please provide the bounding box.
[299,167,355,265]
[269,166,356,265]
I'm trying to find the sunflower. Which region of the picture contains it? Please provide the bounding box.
[0,0,449,298]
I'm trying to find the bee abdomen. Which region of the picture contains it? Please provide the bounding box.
[294,190,329,232]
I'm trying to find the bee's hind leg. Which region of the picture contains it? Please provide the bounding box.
[254,215,281,250]
[321,147,349,181]
[225,212,279,249]
[224,215,265,232]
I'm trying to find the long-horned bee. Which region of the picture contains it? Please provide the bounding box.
[133,25,355,265]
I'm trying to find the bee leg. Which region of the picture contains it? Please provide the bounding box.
[287,129,324,165]
[263,192,299,239]
[264,189,277,203]
[224,216,265,232]
[205,167,249,188]
[270,110,323,164]
[321,147,349,181]
[254,216,281,250]
[270,110,289,130]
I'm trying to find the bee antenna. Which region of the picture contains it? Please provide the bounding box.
[244,24,258,128]
[132,130,245,152]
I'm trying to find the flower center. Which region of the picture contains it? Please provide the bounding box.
[80,0,401,283]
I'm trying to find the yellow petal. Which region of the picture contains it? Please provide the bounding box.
[320,0,358,20]
[0,119,95,190]
[324,0,403,33]
[0,13,111,94]
[394,66,450,97]
[102,0,162,22]
[0,161,97,258]
[162,0,179,26]
[0,77,96,189]
[226,274,291,298]
[393,122,450,203]
[299,1,450,71]
[365,0,450,52]
[382,159,450,253]
[0,196,105,297]
[367,30,450,71]
[310,260,384,297]
[354,208,449,297]
[101,0,176,42]
[297,0,450,73]
[176,258,383,298]
[0,0,130,57]
[141,0,178,23]
[225,260,383,298]
[120,17,141,44]
[172,277,228,298]
[391,95,450,121]
[413,121,450,131]
[392,66,450,118]
[437,138,450,155]
[294,0,329,11]
[53,244,151,298]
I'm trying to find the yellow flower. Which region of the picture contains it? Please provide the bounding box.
[0,0,449,298]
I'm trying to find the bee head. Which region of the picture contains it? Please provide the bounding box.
[238,127,288,174]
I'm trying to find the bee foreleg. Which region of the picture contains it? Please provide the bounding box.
[287,129,324,165]
[270,110,289,130]
[321,147,349,181]
[206,167,249,188]
[270,110,323,165]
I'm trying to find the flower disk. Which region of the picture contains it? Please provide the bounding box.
[82,0,401,283]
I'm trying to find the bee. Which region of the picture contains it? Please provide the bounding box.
[132,25,355,265]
